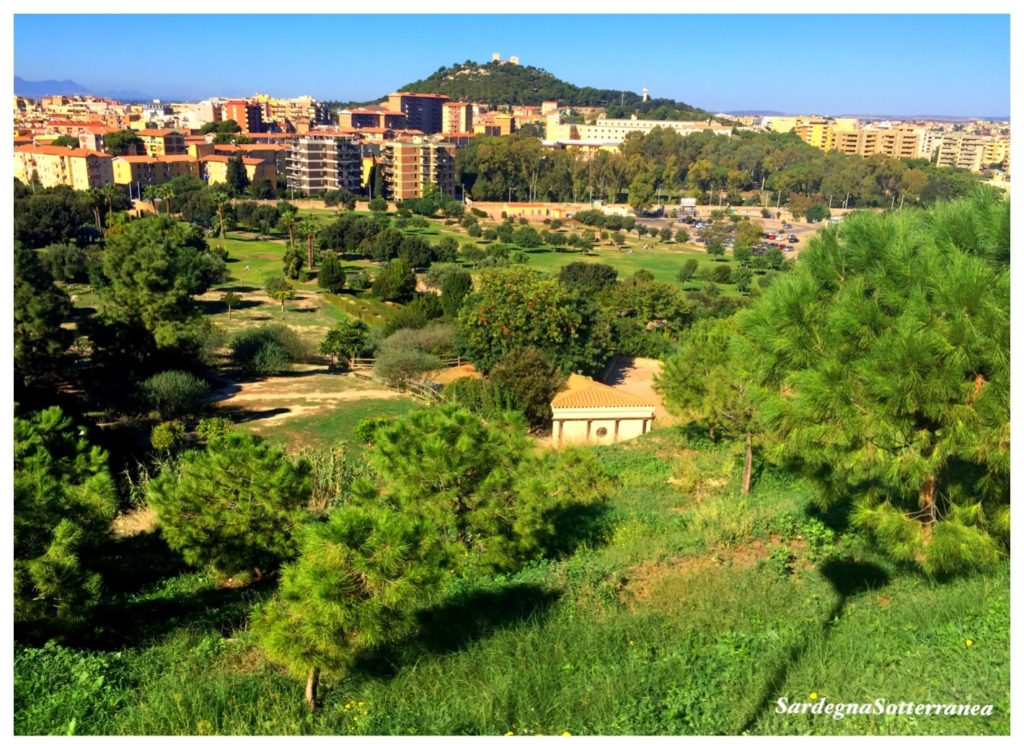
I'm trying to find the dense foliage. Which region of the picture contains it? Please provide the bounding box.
[14,407,119,633]
[147,431,312,578]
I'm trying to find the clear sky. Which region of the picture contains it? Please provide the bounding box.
[13,14,1011,116]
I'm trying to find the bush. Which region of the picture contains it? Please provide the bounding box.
[372,259,416,302]
[373,348,442,389]
[230,325,308,377]
[368,197,388,212]
[150,420,186,451]
[140,370,210,419]
[317,255,346,293]
[489,347,566,428]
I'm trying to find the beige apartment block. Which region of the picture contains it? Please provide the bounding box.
[380,139,456,200]
[936,133,990,172]
[14,145,113,189]
[285,133,362,193]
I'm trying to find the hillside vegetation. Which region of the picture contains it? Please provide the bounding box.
[399,60,711,117]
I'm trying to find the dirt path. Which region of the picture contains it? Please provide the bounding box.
[212,368,407,426]
[601,355,677,425]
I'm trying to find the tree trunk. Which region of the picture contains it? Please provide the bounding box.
[305,667,320,711]
[93,206,102,232]
[708,423,717,442]
[919,475,938,536]
[307,233,315,269]
[742,431,753,494]
[218,208,225,241]
[280,298,286,316]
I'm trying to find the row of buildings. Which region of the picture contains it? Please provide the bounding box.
[759,115,1010,173]
[14,93,331,135]
[13,143,278,191]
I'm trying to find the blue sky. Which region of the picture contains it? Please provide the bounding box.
[14,14,1010,116]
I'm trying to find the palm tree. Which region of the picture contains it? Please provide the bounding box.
[211,189,230,244]
[298,216,320,270]
[101,183,122,225]
[84,188,104,231]
[278,211,297,250]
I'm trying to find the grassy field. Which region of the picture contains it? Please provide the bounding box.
[13,426,1008,735]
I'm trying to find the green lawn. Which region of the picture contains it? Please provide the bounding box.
[13,426,1008,735]
[248,397,422,451]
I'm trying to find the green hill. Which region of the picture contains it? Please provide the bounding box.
[399,59,713,119]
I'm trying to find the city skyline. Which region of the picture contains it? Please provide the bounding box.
[13,14,1011,117]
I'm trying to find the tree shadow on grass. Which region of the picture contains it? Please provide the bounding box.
[197,298,263,315]
[737,558,890,733]
[354,583,562,680]
[216,405,291,424]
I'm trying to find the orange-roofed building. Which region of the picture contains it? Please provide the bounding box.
[550,374,655,446]
[112,154,201,187]
[202,154,277,189]
[14,144,114,189]
[136,129,186,156]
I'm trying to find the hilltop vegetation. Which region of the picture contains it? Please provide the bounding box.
[399,60,712,117]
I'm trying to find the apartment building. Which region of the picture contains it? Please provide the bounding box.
[254,94,329,134]
[136,129,187,156]
[832,126,923,160]
[202,154,278,189]
[571,117,732,144]
[112,154,201,187]
[14,144,114,189]
[795,117,835,150]
[285,133,362,194]
[386,93,449,134]
[223,99,264,134]
[442,101,474,134]
[336,107,408,130]
[936,133,989,172]
[379,139,456,200]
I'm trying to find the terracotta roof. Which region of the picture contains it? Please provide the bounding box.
[137,128,182,137]
[551,376,654,410]
[115,154,197,163]
[201,154,264,165]
[15,144,112,158]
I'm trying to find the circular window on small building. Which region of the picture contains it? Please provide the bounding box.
[595,426,608,438]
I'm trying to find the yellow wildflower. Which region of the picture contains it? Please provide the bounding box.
[809,692,818,701]
[966,639,974,647]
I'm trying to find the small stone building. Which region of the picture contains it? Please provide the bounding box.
[550,374,656,447]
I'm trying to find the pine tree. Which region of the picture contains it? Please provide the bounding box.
[740,191,1009,574]
[14,407,119,632]
[253,506,441,710]
[146,431,311,578]
[656,317,762,492]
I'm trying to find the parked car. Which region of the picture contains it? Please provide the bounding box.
[782,222,792,229]
[787,234,799,243]
[784,245,795,252]
[766,233,777,240]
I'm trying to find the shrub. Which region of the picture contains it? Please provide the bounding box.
[230,325,308,377]
[373,348,442,389]
[150,420,186,451]
[317,255,346,293]
[372,259,416,302]
[140,370,210,419]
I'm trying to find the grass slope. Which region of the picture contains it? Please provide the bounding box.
[14,427,1008,735]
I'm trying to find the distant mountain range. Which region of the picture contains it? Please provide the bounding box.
[14,76,152,101]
